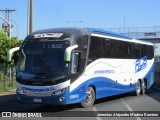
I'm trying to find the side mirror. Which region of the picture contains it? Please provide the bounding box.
[71,52,80,74]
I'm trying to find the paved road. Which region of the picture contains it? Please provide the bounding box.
[0,87,160,120]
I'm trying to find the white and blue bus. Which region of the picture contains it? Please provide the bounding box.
[16,28,154,107]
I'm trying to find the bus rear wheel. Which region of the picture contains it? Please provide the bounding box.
[81,87,95,108]
[136,80,141,96]
[142,81,147,95]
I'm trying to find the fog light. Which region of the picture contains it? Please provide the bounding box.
[59,97,65,102]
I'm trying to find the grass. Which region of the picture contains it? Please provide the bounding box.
[0,76,16,93]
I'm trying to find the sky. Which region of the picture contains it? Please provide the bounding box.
[0,0,160,40]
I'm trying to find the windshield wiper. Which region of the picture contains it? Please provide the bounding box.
[51,75,67,81]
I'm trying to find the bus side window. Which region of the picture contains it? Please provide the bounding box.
[71,52,80,74]
[123,42,133,59]
[105,39,110,47]
[89,36,102,59]
[141,44,147,57]
[102,38,112,58]
[147,45,154,59]
[133,43,140,59]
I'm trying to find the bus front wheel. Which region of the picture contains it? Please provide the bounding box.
[81,87,95,108]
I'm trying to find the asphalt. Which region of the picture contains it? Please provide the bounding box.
[0,89,16,103]
[0,86,160,120]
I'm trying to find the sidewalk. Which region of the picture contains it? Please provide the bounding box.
[0,89,16,96]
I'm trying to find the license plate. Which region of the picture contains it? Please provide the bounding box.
[33,99,42,103]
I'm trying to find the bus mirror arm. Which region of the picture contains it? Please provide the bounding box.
[64,45,78,62]
[7,47,20,62]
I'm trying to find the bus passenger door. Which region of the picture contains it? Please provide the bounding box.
[71,52,80,75]
[69,52,86,102]
[69,51,83,84]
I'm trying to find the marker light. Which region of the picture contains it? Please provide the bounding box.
[17,88,26,95]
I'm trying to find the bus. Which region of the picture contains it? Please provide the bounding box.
[16,28,154,107]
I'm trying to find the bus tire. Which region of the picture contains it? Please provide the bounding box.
[142,81,147,95]
[136,80,141,96]
[81,87,95,108]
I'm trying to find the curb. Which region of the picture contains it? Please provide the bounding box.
[0,89,16,96]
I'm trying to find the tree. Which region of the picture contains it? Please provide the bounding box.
[0,29,22,64]
[0,29,22,87]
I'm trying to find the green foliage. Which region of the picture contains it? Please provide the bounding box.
[0,29,23,64]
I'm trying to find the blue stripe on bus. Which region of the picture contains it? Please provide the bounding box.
[69,64,154,104]
[68,77,136,104]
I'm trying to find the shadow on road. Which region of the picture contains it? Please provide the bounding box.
[0,93,133,112]
[0,93,82,112]
[145,86,160,103]
[94,86,160,106]
[0,86,159,112]
[0,94,16,104]
[95,92,135,105]
[31,103,82,112]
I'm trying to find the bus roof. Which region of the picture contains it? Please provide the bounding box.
[87,28,153,45]
[25,28,153,45]
[27,28,132,39]
[87,28,133,40]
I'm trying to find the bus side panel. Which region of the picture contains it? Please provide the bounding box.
[144,63,154,89]
[68,64,153,104]
[68,83,87,104]
[135,58,154,89]
[69,58,154,104]
[85,77,136,99]
[102,79,134,99]
[69,76,136,104]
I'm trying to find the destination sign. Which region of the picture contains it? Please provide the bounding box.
[43,43,63,49]
[33,33,63,38]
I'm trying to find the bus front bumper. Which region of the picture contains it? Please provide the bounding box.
[16,91,68,105]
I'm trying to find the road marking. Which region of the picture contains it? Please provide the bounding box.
[121,98,142,120]
[93,107,102,120]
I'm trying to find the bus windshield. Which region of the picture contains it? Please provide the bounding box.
[18,41,70,81]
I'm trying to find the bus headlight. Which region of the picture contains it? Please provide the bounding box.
[52,88,67,95]
[17,88,26,95]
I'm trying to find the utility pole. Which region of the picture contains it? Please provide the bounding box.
[27,0,34,35]
[0,9,16,37]
[0,15,11,38]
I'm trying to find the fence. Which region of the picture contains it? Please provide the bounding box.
[0,64,16,93]
[105,26,160,39]
[155,55,160,62]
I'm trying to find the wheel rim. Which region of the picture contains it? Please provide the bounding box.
[86,88,92,103]
[137,82,141,95]
[143,83,146,94]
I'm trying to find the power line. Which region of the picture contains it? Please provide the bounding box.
[66,21,83,28]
